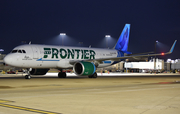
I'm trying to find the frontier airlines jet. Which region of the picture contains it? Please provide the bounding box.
[4,24,177,79]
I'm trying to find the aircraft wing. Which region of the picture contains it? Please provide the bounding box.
[69,40,177,65]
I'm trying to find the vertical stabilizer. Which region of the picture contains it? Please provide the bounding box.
[114,24,130,52]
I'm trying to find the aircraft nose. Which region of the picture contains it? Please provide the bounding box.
[3,54,14,66]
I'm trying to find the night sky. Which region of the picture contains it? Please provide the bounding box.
[1,0,180,60]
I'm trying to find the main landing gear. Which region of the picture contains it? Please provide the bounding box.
[58,72,67,78]
[58,69,67,78]
[88,72,97,78]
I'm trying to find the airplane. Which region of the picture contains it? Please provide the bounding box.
[3,24,177,79]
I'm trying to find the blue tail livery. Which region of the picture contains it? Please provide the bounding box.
[114,24,130,53]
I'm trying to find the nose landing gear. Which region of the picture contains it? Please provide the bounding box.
[25,68,31,79]
[25,75,31,79]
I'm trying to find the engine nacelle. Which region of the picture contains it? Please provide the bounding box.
[30,68,49,75]
[73,62,96,76]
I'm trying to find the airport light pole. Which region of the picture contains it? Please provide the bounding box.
[60,33,66,46]
[154,41,158,72]
[105,35,111,48]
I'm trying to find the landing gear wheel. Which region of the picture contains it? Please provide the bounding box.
[25,75,31,79]
[92,72,97,78]
[62,72,66,78]
[58,72,62,78]
[58,72,67,78]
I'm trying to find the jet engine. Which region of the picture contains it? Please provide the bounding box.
[30,68,49,75]
[73,61,96,76]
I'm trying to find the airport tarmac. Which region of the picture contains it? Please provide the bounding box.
[0,73,180,114]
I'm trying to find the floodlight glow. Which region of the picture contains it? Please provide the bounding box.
[167,59,171,63]
[60,33,66,36]
[175,59,179,63]
[0,49,4,51]
[105,35,111,38]
[156,41,158,43]
[171,60,175,63]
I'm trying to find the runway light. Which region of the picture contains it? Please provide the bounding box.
[161,53,165,55]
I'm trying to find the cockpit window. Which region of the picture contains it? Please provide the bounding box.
[11,49,26,53]
[11,50,18,53]
[22,50,26,53]
[18,50,22,53]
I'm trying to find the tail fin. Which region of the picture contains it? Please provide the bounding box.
[114,24,130,52]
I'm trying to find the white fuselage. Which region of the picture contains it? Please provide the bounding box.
[4,44,120,69]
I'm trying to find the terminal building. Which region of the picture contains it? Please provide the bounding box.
[100,58,180,73]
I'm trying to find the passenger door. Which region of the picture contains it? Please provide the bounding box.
[31,46,39,59]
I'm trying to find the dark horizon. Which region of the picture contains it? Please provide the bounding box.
[1,0,180,60]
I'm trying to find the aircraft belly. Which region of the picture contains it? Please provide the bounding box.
[56,60,73,68]
[41,61,58,68]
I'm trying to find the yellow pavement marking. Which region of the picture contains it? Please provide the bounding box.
[0,99,60,114]
[0,99,13,103]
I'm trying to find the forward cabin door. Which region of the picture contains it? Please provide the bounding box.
[31,46,39,59]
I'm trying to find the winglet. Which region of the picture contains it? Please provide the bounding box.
[169,40,177,53]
